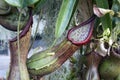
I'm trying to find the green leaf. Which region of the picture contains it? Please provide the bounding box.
[4,0,39,8]
[118,0,120,4]
[23,0,39,7]
[112,0,120,12]
[112,0,120,26]
[4,0,23,7]
[96,0,112,31]
[93,17,101,37]
[33,0,48,14]
[103,28,110,37]
[27,55,57,70]
[111,22,120,42]
[55,0,78,38]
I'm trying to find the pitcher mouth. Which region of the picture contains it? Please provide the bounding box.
[67,15,96,46]
[9,9,33,42]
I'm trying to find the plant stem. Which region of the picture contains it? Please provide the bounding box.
[28,11,42,52]
[49,38,57,49]
[17,9,22,80]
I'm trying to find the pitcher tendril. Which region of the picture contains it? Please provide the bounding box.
[17,9,22,80]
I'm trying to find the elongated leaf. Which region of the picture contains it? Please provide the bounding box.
[4,0,39,8]
[55,0,78,38]
[96,0,112,31]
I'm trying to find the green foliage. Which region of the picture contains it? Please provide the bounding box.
[96,0,112,31]
[55,0,78,38]
[111,0,120,42]
[27,55,57,70]
[4,0,39,8]
[0,0,11,15]
[116,74,120,80]
[112,0,120,25]
[33,0,48,14]
[99,56,120,79]
[118,0,120,4]
[1,0,120,79]
[112,0,120,12]
[111,22,120,42]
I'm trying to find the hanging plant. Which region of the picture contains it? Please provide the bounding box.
[27,15,96,77]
